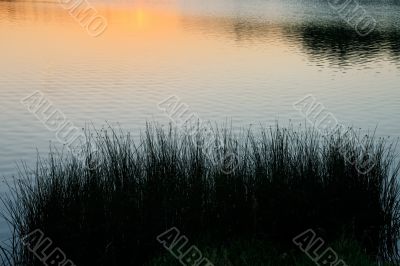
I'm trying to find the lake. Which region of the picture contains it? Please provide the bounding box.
[0,0,399,240]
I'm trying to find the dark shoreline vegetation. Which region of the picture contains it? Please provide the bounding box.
[1,124,400,265]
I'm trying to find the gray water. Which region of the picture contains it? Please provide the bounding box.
[0,0,400,240]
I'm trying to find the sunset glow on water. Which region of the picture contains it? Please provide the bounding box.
[1,0,400,242]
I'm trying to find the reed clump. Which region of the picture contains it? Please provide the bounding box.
[1,124,399,265]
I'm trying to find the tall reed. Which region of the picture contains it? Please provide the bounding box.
[1,124,399,265]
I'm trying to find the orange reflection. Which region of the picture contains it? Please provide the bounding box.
[106,7,181,36]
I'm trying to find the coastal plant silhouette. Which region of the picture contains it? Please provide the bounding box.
[1,123,399,265]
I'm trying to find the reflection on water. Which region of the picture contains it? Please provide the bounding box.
[284,24,400,66]
[1,0,400,66]
[0,0,400,239]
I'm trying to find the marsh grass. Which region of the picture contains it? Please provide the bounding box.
[149,238,394,266]
[1,123,400,265]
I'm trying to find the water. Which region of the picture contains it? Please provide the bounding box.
[0,0,399,240]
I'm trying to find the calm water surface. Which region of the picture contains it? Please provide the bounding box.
[0,0,400,239]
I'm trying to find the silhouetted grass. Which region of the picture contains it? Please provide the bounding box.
[149,238,394,266]
[1,123,400,265]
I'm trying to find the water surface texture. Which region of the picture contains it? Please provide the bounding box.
[0,0,400,239]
